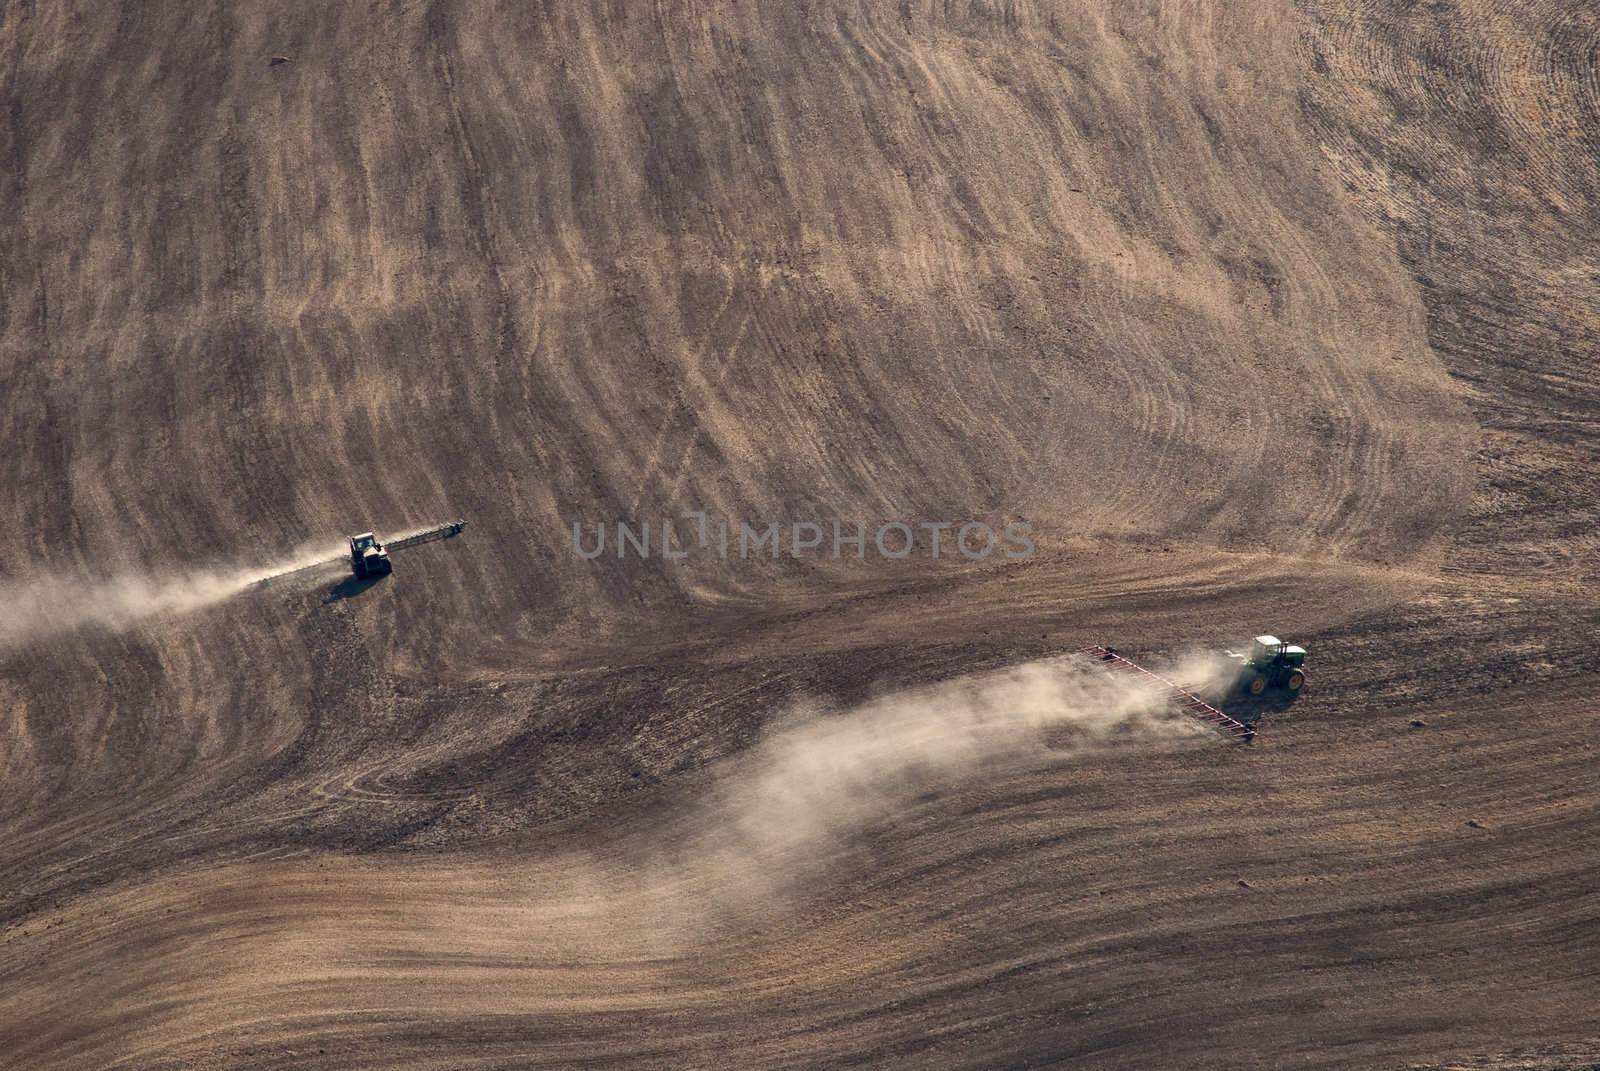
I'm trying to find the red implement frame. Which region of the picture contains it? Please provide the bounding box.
[1080,646,1256,744]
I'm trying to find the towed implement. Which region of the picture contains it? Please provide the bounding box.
[348,519,467,580]
[1081,645,1256,744]
[254,519,468,588]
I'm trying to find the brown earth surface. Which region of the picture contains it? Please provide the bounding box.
[1,1,1596,1068]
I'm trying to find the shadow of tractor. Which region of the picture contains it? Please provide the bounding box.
[1217,687,1305,725]
[322,573,388,604]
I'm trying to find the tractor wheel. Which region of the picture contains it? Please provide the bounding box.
[1247,674,1267,696]
[1286,671,1305,692]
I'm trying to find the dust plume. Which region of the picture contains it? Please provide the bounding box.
[1155,647,1243,698]
[0,543,343,650]
[638,655,1210,923]
[259,655,1225,969]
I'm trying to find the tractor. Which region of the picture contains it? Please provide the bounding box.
[1227,635,1307,696]
[348,532,392,579]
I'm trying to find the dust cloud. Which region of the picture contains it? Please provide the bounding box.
[621,656,1210,930]
[324,656,1224,964]
[0,544,343,650]
[1155,647,1242,697]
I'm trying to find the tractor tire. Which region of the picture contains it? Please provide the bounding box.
[1247,674,1267,696]
[1286,671,1305,692]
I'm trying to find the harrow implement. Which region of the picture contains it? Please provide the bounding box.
[1081,645,1256,744]
[385,519,467,552]
[254,519,468,588]
[252,553,343,588]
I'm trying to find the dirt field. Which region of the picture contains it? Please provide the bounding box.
[1,1,1596,1068]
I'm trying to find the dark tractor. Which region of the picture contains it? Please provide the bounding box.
[348,532,392,580]
[1227,635,1307,696]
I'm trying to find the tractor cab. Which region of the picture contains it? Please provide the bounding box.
[348,531,392,579]
[1247,635,1306,669]
[1247,635,1282,666]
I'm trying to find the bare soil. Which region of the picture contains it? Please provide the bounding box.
[1,2,1596,1068]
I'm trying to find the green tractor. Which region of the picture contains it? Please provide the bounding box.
[1227,635,1307,696]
